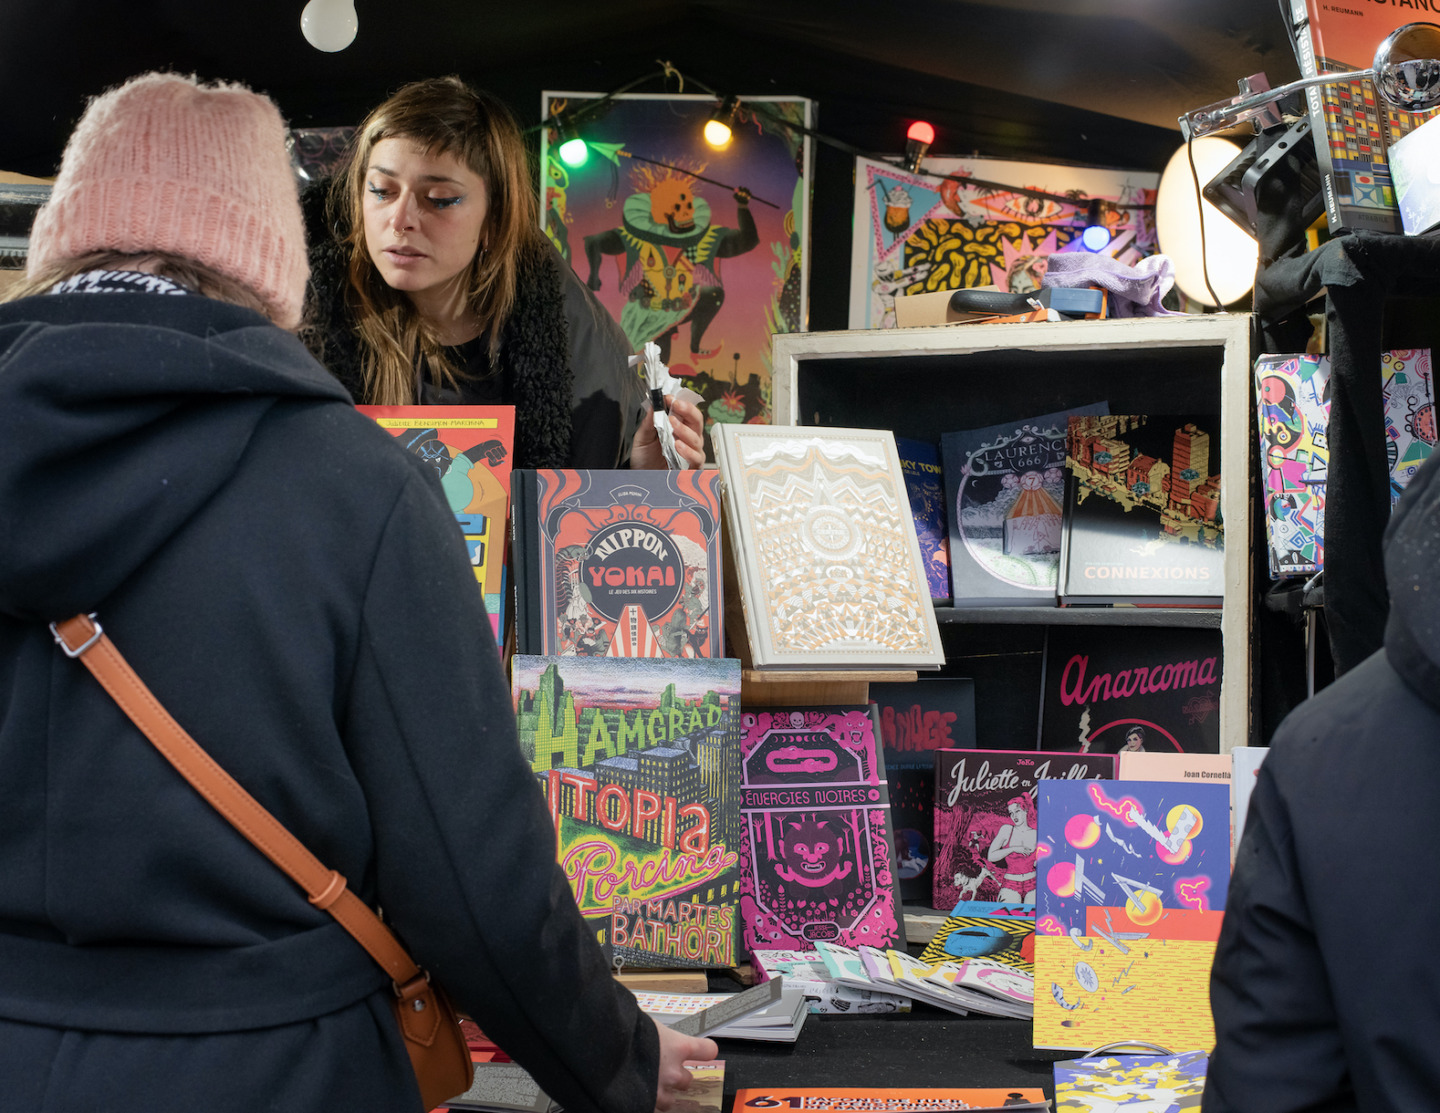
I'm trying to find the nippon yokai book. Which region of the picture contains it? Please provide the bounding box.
[894,435,951,604]
[737,706,904,955]
[358,405,514,647]
[1059,414,1224,606]
[869,677,977,904]
[918,899,1036,976]
[940,402,1108,607]
[1032,778,1231,1052]
[1037,625,1223,755]
[1254,353,1330,578]
[1381,348,1436,509]
[932,749,1114,912]
[1054,1049,1208,1112]
[510,468,723,658]
[511,654,743,968]
[712,424,945,670]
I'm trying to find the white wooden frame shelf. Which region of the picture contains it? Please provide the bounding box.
[770,314,1255,751]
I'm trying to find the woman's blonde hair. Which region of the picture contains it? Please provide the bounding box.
[2,251,272,321]
[334,76,541,405]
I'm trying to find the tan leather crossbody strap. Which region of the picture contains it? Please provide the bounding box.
[50,613,425,994]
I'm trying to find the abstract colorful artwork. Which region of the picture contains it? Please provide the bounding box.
[1032,778,1230,1051]
[1254,353,1330,578]
[541,92,811,443]
[848,155,1158,330]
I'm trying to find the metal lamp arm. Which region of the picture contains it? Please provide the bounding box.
[1181,70,1373,139]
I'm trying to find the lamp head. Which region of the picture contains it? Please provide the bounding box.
[903,120,934,173]
[704,96,738,149]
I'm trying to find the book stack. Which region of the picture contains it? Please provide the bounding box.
[751,948,911,1013]
[637,982,809,1043]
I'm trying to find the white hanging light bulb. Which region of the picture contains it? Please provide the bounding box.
[301,0,358,52]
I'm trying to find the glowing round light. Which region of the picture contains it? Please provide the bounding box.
[906,120,936,145]
[300,0,358,52]
[1081,223,1112,252]
[1046,861,1077,897]
[558,137,589,168]
[1155,137,1258,307]
[703,118,733,149]
[1065,813,1101,849]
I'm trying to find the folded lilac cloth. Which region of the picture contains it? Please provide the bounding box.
[1043,251,1183,317]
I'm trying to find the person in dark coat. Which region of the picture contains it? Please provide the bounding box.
[301,75,705,471]
[1204,447,1440,1111]
[0,71,714,1113]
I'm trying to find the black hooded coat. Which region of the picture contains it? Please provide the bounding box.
[0,288,657,1112]
[1205,447,1440,1111]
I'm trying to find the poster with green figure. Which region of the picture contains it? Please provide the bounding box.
[541,92,812,449]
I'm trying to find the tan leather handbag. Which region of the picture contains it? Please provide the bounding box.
[50,613,475,1110]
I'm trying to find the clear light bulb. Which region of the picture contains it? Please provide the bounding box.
[301,0,358,52]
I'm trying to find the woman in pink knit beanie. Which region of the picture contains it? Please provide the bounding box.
[17,70,308,326]
[0,71,712,1113]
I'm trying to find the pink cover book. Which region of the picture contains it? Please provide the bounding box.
[738,706,902,953]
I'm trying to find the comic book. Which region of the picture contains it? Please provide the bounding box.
[895,435,951,604]
[1059,414,1224,606]
[737,706,904,953]
[750,948,911,1013]
[1032,778,1231,1052]
[511,654,742,967]
[918,899,1036,976]
[1254,353,1330,578]
[940,403,1108,606]
[1381,349,1436,508]
[1037,625,1223,755]
[1054,1050,1208,1112]
[510,468,723,658]
[869,677,977,904]
[357,405,514,647]
[1288,0,1440,234]
[734,1088,1048,1113]
[932,749,1115,912]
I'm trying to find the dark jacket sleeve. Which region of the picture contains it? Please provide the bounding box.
[1204,753,1353,1113]
[339,468,658,1113]
[558,252,644,469]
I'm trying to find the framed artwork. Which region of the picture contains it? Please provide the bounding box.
[541,92,812,440]
[849,154,1158,330]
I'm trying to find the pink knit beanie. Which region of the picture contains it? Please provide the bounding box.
[27,72,308,329]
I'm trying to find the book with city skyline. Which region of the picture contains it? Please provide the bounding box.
[1058,414,1224,606]
[737,706,904,954]
[511,654,743,968]
[510,468,723,659]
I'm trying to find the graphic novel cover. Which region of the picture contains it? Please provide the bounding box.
[511,469,723,658]
[918,899,1036,975]
[932,749,1115,912]
[358,405,514,646]
[1254,353,1330,578]
[1032,778,1231,1052]
[511,654,742,968]
[870,678,977,904]
[734,1088,1048,1113]
[713,425,945,669]
[895,435,951,604]
[941,403,1108,606]
[1230,745,1270,856]
[737,706,903,954]
[1038,625,1223,755]
[1060,414,1224,605]
[1054,1050,1208,1113]
[1288,0,1440,234]
[1381,348,1436,508]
